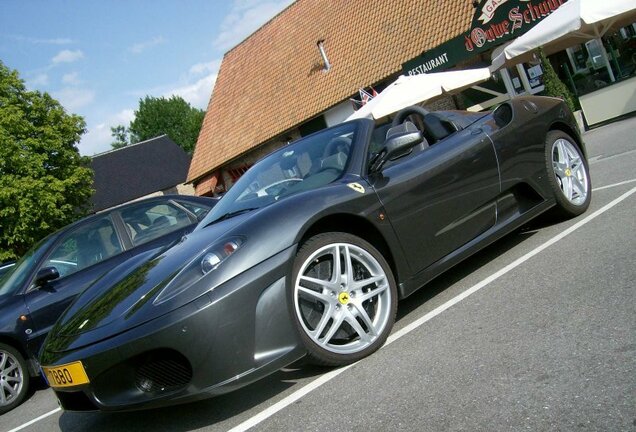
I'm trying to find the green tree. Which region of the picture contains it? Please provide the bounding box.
[110,124,130,149]
[0,61,93,261]
[539,48,578,112]
[110,95,205,153]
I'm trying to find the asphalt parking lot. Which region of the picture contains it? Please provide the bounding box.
[3,116,635,432]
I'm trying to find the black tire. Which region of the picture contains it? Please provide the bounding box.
[0,343,30,415]
[289,232,397,366]
[544,130,591,219]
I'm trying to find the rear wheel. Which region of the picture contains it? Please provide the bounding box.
[0,343,30,415]
[545,131,591,218]
[290,233,397,366]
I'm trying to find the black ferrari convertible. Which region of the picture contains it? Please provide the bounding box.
[40,96,590,411]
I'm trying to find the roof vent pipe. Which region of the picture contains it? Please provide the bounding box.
[317,40,331,72]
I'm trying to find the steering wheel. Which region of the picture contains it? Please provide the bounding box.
[391,105,430,127]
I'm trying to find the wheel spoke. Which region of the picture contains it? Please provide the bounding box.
[6,374,21,384]
[556,140,570,165]
[343,245,354,285]
[0,353,7,370]
[2,381,17,397]
[350,303,377,337]
[352,274,385,290]
[297,284,331,303]
[561,176,573,200]
[331,245,342,285]
[299,275,337,292]
[344,312,372,343]
[319,313,344,346]
[3,363,17,375]
[358,283,388,303]
[309,305,334,339]
[571,176,586,199]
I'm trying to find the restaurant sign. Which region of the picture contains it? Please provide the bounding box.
[403,0,568,75]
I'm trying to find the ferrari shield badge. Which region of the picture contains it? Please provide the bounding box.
[347,182,365,194]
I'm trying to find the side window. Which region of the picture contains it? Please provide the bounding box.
[176,200,211,220]
[42,216,122,278]
[120,202,193,246]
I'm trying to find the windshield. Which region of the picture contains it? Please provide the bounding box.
[198,122,358,228]
[0,234,57,296]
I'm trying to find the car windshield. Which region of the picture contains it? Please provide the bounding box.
[0,234,57,297]
[198,122,358,227]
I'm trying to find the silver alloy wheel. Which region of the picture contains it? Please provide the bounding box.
[294,242,391,355]
[0,348,24,407]
[551,138,589,206]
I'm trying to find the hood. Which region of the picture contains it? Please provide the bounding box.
[48,213,251,352]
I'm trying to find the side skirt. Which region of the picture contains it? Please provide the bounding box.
[398,199,555,299]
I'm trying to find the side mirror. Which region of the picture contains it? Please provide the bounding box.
[35,266,60,286]
[370,125,423,172]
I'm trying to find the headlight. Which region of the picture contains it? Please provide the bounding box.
[154,237,244,305]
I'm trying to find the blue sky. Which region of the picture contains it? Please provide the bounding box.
[1,0,294,155]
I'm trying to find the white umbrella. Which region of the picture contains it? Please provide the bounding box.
[491,0,636,70]
[346,67,493,121]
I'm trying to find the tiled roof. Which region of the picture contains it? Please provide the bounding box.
[189,0,474,182]
[91,135,191,211]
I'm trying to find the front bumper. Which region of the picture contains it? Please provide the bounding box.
[40,245,305,412]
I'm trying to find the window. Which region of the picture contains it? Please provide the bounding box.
[120,202,193,246]
[42,216,122,278]
[199,122,358,227]
[177,200,211,220]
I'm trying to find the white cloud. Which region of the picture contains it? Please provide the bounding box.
[11,35,74,45]
[79,109,136,156]
[113,109,136,125]
[52,49,84,64]
[80,123,114,156]
[41,37,74,45]
[165,72,218,109]
[62,72,81,85]
[53,87,95,111]
[128,36,166,54]
[213,0,294,51]
[27,73,49,87]
[127,59,220,110]
[189,59,221,76]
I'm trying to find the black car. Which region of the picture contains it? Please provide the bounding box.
[40,96,590,412]
[0,195,216,414]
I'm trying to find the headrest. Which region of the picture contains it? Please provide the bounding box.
[386,121,418,140]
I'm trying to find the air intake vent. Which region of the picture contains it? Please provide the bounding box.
[135,351,192,393]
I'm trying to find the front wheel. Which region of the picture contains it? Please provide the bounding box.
[290,233,397,366]
[0,343,30,415]
[545,131,591,218]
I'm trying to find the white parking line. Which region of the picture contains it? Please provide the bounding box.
[592,178,636,191]
[6,407,61,432]
[10,184,636,432]
[229,185,636,432]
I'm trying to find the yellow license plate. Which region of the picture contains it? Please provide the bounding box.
[43,361,90,388]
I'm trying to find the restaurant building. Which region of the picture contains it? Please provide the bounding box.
[188,0,636,196]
